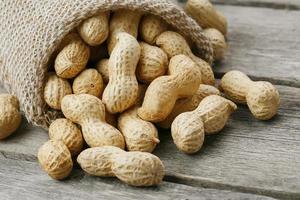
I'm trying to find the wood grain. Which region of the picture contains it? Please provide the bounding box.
[214,5,300,87]
[175,1,300,87]
[0,156,274,200]
[178,0,300,10]
[0,85,299,199]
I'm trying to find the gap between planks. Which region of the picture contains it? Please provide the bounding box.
[0,84,299,200]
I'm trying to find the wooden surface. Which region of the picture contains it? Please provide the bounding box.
[1,1,300,199]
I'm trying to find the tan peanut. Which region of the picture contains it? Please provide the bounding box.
[118,85,159,152]
[44,73,72,110]
[61,94,125,149]
[140,14,168,44]
[102,32,140,113]
[0,94,21,139]
[203,28,227,60]
[138,54,202,122]
[96,59,109,83]
[49,118,83,156]
[55,35,90,79]
[78,12,110,46]
[137,42,168,84]
[77,146,123,177]
[158,84,220,129]
[38,140,73,180]
[72,69,104,97]
[171,95,237,154]
[77,146,165,186]
[156,31,215,85]
[220,70,280,120]
[185,0,228,35]
[107,10,143,54]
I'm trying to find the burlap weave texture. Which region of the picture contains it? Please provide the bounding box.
[0,0,213,129]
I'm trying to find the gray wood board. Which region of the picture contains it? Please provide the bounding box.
[174,1,300,87]
[177,0,300,10]
[1,85,299,199]
[156,85,300,199]
[0,156,274,200]
[214,5,300,87]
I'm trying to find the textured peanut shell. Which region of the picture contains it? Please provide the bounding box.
[49,118,83,156]
[44,73,72,110]
[246,81,280,120]
[140,14,168,44]
[220,70,280,120]
[185,0,228,35]
[77,146,123,177]
[61,94,125,149]
[203,28,227,60]
[96,59,109,83]
[54,36,90,79]
[0,94,21,139]
[102,33,140,113]
[37,140,73,180]
[220,70,252,104]
[118,107,159,152]
[72,68,104,97]
[171,95,237,154]
[78,12,110,46]
[107,10,143,54]
[137,42,168,84]
[111,152,165,186]
[138,54,202,122]
[156,31,215,85]
[159,84,220,129]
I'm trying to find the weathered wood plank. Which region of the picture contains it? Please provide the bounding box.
[1,85,300,199]
[0,156,273,200]
[213,5,300,87]
[157,85,300,199]
[178,0,300,10]
[174,1,300,87]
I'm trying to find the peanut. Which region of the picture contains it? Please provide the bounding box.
[77,146,165,186]
[102,32,140,114]
[44,73,72,110]
[72,69,104,97]
[158,84,220,129]
[140,14,168,44]
[38,140,73,180]
[137,42,168,84]
[203,28,227,60]
[77,146,123,177]
[220,70,280,120]
[96,58,109,84]
[185,0,228,35]
[49,118,83,156]
[118,85,159,152]
[78,12,110,46]
[138,54,202,122]
[61,94,125,149]
[0,94,21,139]
[171,95,237,154]
[55,35,90,79]
[108,10,143,54]
[156,31,215,85]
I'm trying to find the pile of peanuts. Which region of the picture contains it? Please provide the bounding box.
[0,0,280,187]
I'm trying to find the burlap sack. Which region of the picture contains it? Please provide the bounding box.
[0,0,213,129]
